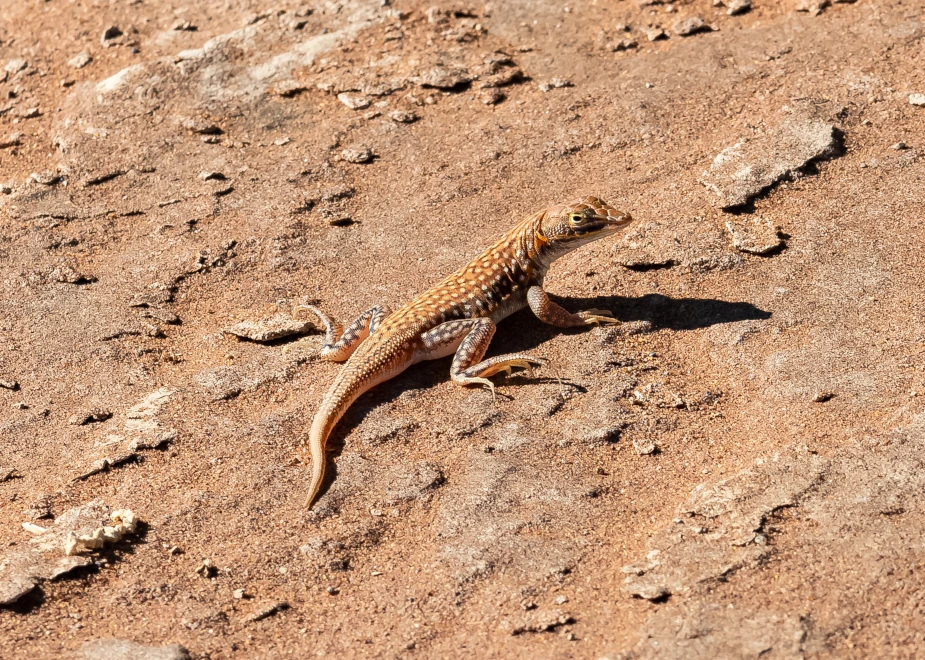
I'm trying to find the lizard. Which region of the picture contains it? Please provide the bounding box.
[300,196,634,508]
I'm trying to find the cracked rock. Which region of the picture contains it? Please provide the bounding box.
[701,116,839,209]
[223,313,315,342]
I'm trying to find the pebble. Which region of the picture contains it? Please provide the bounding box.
[199,171,227,181]
[68,52,93,69]
[413,66,474,89]
[555,595,569,605]
[0,380,19,390]
[910,94,925,107]
[337,92,371,110]
[233,588,247,599]
[4,59,27,74]
[182,117,223,135]
[172,20,197,31]
[608,39,638,51]
[341,146,374,163]
[891,142,908,150]
[538,78,573,92]
[480,89,505,105]
[244,601,289,623]
[68,409,113,425]
[642,27,668,41]
[30,171,61,185]
[274,81,309,97]
[273,137,291,146]
[388,110,418,123]
[812,391,835,403]
[0,133,21,149]
[18,108,40,119]
[727,0,752,14]
[632,437,657,455]
[673,17,712,36]
[224,314,314,342]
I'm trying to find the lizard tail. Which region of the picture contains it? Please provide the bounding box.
[304,338,412,509]
[306,402,333,508]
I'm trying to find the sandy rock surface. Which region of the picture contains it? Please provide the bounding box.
[1,0,924,658]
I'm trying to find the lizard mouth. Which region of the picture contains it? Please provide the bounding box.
[599,210,633,227]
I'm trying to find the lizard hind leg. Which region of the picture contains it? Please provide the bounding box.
[297,304,391,362]
[420,318,546,398]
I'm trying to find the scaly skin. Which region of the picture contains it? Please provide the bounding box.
[302,196,634,508]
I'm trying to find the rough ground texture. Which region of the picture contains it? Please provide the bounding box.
[0,0,924,658]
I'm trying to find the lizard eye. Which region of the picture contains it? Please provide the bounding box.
[568,212,587,227]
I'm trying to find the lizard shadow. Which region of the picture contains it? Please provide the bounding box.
[317,293,769,498]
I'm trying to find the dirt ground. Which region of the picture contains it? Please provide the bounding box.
[1,0,924,657]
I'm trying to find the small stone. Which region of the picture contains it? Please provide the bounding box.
[274,81,309,97]
[727,0,752,14]
[0,133,21,149]
[0,184,12,195]
[633,437,657,455]
[244,601,290,623]
[555,595,569,605]
[412,66,474,89]
[909,94,925,107]
[4,59,27,74]
[388,110,418,123]
[538,78,573,92]
[68,52,93,69]
[812,391,835,403]
[337,92,371,109]
[68,409,113,426]
[608,39,638,51]
[0,380,19,390]
[195,559,218,578]
[30,171,61,186]
[672,17,712,36]
[726,218,784,255]
[199,171,227,181]
[480,89,505,105]
[341,146,374,164]
[224,313,314,342]
[12,402,28,410]
[363,110,381,119]
[891,142,908,150]
[233,588,246,599]
[18,107,40,119]
[273,137,291,146]
[326,586,339,595]
[796,0,830,15]
[182,118,223,135]
[101,26,123,45]
[642,27,668,41]
[171,20,197,31]
[201,135,220,144]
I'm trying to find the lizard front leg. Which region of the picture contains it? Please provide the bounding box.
[527,286,619,327]
[298,304,391,362]
[420,318,546,398]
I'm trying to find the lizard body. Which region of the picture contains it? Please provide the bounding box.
[302,196,633,507]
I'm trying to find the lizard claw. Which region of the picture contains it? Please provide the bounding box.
[579,309,620,325]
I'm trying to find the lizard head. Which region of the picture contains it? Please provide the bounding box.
[539,196,633,252]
